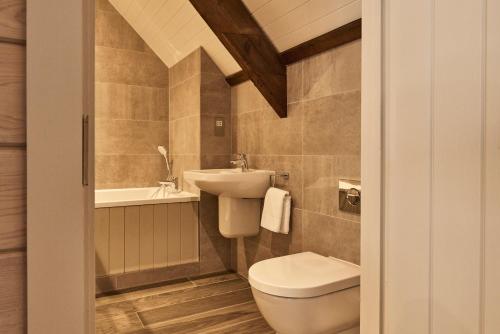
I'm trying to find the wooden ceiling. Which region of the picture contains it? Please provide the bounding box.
[108,0,361,76]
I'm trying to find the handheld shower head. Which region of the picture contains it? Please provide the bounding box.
[157,146,173,178]
[158,145,167,157]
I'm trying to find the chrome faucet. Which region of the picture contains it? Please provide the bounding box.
[230,153,249,172]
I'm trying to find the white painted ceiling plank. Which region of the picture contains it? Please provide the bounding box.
[169,14,206,49]
[273,0,361,51]
[252,0,309,27]
[242,0,273,13]
[125,1,149,25]
[133,0,166,33]
[263,0,355,40]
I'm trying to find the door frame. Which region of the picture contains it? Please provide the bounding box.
[25,0,384,333]
[27,0,95,333]
[360,0,383,333]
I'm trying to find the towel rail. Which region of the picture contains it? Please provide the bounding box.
[270,171,290,187]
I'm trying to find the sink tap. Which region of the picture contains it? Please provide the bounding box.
[230,153,249,172]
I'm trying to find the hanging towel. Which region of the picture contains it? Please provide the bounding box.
[260,187,291,234]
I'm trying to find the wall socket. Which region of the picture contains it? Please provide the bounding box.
[214,116,225,136]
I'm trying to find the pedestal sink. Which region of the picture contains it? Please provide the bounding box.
[184,169,274,238]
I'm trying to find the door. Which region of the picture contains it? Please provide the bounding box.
[27,1,95,333]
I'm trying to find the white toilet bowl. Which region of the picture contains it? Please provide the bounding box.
[249,252,360,334]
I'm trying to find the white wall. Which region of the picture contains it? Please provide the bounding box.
[381,0,500,333]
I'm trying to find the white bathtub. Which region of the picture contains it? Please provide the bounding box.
[95,187,199,208]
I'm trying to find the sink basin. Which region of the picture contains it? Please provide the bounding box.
[184,169,274,198]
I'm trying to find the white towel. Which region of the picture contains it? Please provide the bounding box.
[260,187,291,234]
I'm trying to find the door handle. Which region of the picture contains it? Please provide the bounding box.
[82,114,89,186]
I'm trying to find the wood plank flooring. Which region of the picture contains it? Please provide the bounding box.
[95,273,275,334]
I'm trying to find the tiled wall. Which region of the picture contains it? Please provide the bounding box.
[95,0,169,189]
[169,48,233,275]
[231,40,361,276]
[0,0,26,332]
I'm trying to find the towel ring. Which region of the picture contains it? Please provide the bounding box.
[270,171,290,187]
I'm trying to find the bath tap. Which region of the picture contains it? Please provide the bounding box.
[230,153,249,172]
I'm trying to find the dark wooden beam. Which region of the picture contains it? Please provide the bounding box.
[225,19,362,86]
[281,18,362,65]
[226,70,249,86]
[189,0,287,118]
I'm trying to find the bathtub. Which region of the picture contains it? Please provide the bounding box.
[95,187,199,208]
[94,187,200,287]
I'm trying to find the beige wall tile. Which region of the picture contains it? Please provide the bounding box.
[200,48,223,75]
[303,155,336,216]
[201,73,231,117]
[169,75,201,120]
[234,209,303,277]
[95,5,169,189]
[303,49,335,100]
[231,81,267,114]
[169,49,201,87]
[333,40,362,94]
[302,210,335,258]
[303,91,361,156]
[232,111,262,155]
[201,155,231,169]
[199,193,231,274]
[332,217,360,265]
[95,83,168,121]
[201,115,232,156]
[95,8,148,51]
[95,154,166,189]
[169,116,200,155]
[303,154,361,222]
[95,46,168,87]
[302,210,360,264]
[261,103,303,155]
[95,119,168,155]
[287,62,303,103]
[0,148,25,250]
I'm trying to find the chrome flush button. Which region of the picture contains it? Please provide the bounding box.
[339,179,361,214]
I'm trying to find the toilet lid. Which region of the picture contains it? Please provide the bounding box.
[248,252,360,298]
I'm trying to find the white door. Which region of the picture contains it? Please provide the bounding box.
[362,0,500,333]
[27,1,95,333]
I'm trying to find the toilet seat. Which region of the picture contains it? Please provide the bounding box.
[249,252,360,298]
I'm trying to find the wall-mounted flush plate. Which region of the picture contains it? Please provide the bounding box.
[214,116,225,136]
[339,179,361,214]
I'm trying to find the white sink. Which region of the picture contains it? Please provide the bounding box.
[184,168,274,198]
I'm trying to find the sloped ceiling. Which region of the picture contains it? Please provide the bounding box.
[108,0,361,76]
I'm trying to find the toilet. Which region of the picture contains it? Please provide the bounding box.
[248,252,360,334]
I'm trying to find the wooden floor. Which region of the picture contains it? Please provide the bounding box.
[95,272,275,334]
